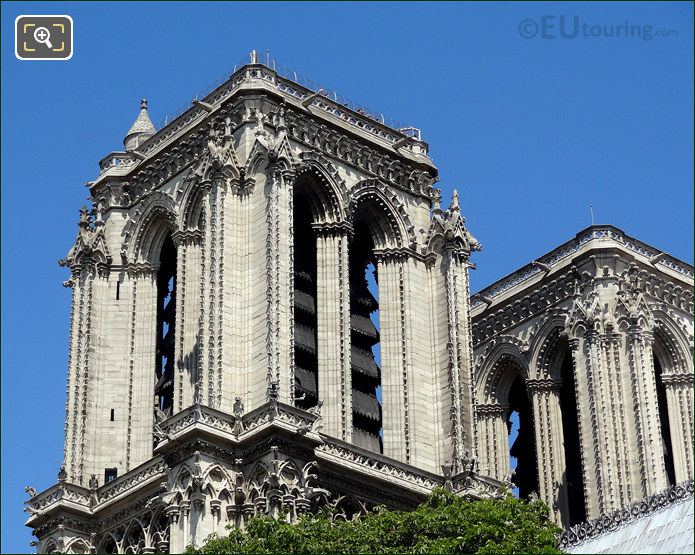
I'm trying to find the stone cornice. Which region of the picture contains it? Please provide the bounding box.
[27,401,504,539]
[471,227,693,347]
[314,437,444,496]
[471,225,693,316]
[91,63,438,205]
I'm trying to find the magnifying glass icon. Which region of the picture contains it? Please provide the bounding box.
[33,26,53,49]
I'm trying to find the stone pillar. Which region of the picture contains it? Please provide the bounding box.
[63,266,103,485]
[375,250,441,471]
[201,176,228,410]
[126,266,158,471]
[377,252,409,462]
[627,326,669,495]
[662,373,695,482]
[527,379,566,526]
[224,180,252,412]
[264,165,294,404]
[165,504,181,554]
[173,231,203,412]
[314,223,352,441]
[568,336,601,519]
[602,333,635,507]
[474,404,508,481]
[180,501,190,551]
[442,246,477,472]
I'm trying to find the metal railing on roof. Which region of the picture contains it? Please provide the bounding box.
[155,50,420,138]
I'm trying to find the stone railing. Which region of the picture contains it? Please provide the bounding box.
[472,225,694,309]
[558,480,694,550]
[25,482,90,517]
[315,436,443,494]
[156,401,320,445]
[140,54,428,160]
[98,152,136,174]
[96,457,168,505]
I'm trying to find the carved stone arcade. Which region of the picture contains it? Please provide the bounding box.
[471,227,694,528]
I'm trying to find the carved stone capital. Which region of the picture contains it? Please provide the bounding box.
[171,229,204,247]
[661,372,695,387]
[311,221,353,238]
[526,378,562,394]
[125,261,156,278]
[373,247,419,264]
[475,403,508,417]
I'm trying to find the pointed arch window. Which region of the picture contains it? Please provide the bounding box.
[349,220,382,453]
[506,374,538,499]
[653,351,676,486]
[155,235,177,417]
[293,198,319,409]
[559,350,587,525]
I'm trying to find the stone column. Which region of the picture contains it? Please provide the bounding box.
[661,373,694,482]
[63,266,102,485]
[125,266,158,471]
[626,326,669,495]
[442,246,477,472]
[376,252,406,461]
[223,180,252,413]
[264,165,294,404]
[314,222,352,440]
[474,404,508,481]
[165,504,181,554]
[173,230,203,412]
[602,333,635,507]
[201,176,228,410]
[527,379,566,526]
[568,336,601,519]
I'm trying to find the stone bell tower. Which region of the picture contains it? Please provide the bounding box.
[25,53,498,554]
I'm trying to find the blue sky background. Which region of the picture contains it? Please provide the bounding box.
[2,1,692,551]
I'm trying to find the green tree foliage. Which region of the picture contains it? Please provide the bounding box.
[188,489,562,554]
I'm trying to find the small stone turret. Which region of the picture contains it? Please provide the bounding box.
[123,99,155,151]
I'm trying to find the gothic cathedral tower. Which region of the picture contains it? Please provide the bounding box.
[26,55,492,553]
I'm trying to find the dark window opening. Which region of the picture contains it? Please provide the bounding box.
[104,468,117,483]
[507,375,538,499]
[116,279,120,300]
[654,353,676,486]
[110,408,115,422]
[559,351,587,526]
[155,236,176,418]
[349,221,382,453]
[293,199,319,410]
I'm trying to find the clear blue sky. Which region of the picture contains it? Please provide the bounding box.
[2,1,692,551]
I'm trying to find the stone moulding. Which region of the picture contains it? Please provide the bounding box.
[93,63,438,208]
[26,401,505,540]
[558,479,694,549]
[471,225,694,312]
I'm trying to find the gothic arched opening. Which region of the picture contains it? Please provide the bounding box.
[653,352,676,486]
[155,235,177,417]
[559,350,587,525]
[292,196,319,409]
[507,375,538,499]
[349,219,382,453]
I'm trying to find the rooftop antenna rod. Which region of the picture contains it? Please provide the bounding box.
[590,204,595,225]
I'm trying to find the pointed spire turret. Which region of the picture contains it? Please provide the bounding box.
[124,98,156,151]
[450,189,460,212]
